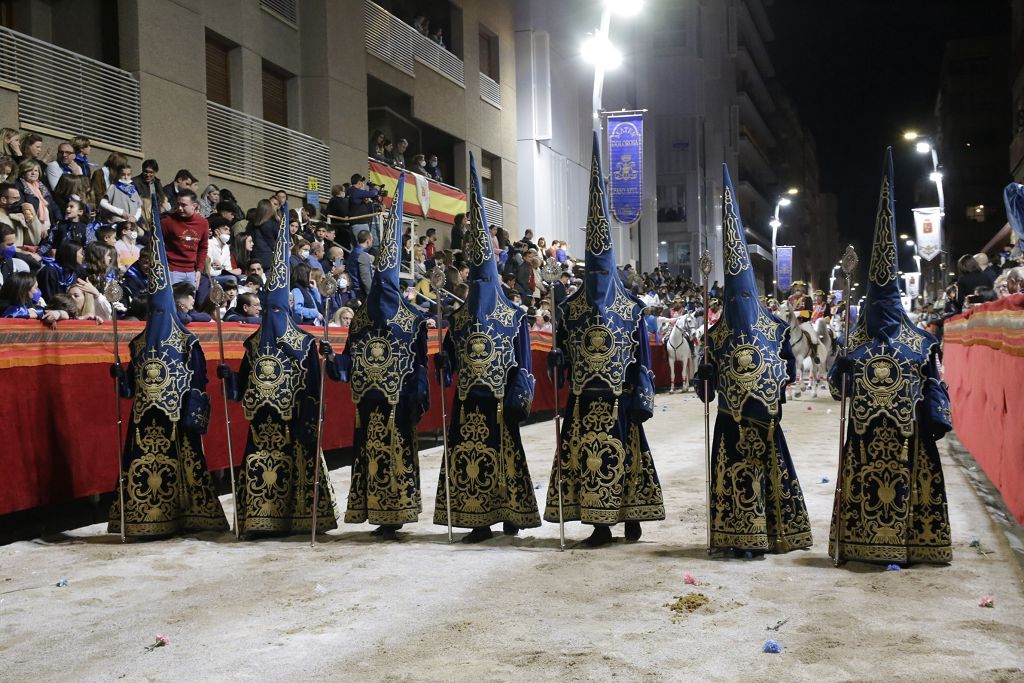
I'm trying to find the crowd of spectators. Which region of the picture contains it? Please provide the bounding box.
[369,129,444,183]
[916,244,1023,329]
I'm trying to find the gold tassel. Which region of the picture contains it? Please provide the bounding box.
[900,438,909,463]
[390,406,400,496]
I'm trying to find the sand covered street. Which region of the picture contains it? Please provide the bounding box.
[2,389,1023,682]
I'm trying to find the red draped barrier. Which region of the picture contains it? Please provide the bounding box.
[0,321,674,515]
[943,294,1024,524]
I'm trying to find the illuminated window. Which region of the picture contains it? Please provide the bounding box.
[966,204,986,223]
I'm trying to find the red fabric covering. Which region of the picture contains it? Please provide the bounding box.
[0,322,674,515]
[943,294,1024,524]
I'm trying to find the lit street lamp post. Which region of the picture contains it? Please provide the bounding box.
[903,131,947,291]
[770,188,799,300]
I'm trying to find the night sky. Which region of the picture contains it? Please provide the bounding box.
[769,0,1009,259]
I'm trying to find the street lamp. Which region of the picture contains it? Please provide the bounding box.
[903,130,948,293]
[771,193,796,300]
[584,0,643,132]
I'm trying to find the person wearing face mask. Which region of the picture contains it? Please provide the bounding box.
[0,271,46,318]
[208,223,240,285]
[0,226,30,286]
[100,163,143,224]
[425,154,443,183]
[114,222,141,272]
[37,239,84,301]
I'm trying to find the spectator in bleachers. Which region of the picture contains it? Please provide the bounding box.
[83,240,116,291]
[290,238,312,270]
[161,189,208,287]
[95,225,116,247]
[246,198,279,273]
[100,163,142,224]
[425,154,443,182]
[370,130,387,161]
[45,142,84,192]
[172,282,211,324]
[413,14,429,35]
[219,188,244,225]
[1007,266,1024,295]
[18,133,49,169]
[0,225,30,286]
[955,254,990,310]
[71,136,92,176]
[208,222,240,285]
[973,252,999,287]
[17,159,59,229]
[197,184,220,218]
[224,291,262,324]
[66,280,100,320]
[39,198,90,257]
[231,231,254,274]
[346,228,374,300]
[163,168,198,209]
[0,182,44,250]
[131,158,162,199]
[270,189,288,218]
[0,155,15,183]
[37,238,83,301]
[411,154,429,176]
[290,262,323,325]
[1,271,45,318]
[53,174,96,218]
[90,152,126,207]
[1,128,20,158]
[114,222,141,273]
[331,305,355,328]
[392,138,408,169]
[450,212,465,252]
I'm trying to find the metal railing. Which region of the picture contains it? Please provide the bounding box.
[483,196,503,230]
[479,72,501,108]
[0,25,141,152]
[207,101,330,196]
[364,0,465,86]
[261,0,297,26]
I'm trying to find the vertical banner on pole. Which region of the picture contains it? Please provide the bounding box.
[776,246,794,292]
[912,207,943,261]
[904,272,921,298]
[606,113,644,224]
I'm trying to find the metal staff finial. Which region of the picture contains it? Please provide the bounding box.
[311,274,339,547]
[104,279,127,543]
[540,258,566,551]
[208,282,241,539]
[831,244,858,566]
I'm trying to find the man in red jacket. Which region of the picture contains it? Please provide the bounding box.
[161,189,209,287]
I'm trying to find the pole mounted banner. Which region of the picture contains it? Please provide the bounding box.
[605,112,644,224]
[776,245,794,292]
[912,207,943,261]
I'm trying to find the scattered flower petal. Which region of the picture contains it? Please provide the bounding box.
[684,574,697,585]
[55,576,68,588]
[762,639,782,654]
[820,476,830,483]
[885,564,901,571]
[969,537,981,548]
[979,595,995,608]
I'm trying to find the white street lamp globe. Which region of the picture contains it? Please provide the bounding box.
[769,219,781,229]
[606,0,644,16]
[778,197,792,207]
[929,171,943,183]
[582,35,622,69]
[915,141,932,154]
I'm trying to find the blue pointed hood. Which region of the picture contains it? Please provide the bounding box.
[1005,182,1024,241]
[462,152,506,318]
[144,190,191,351]
[863,147,905,340]
[258,200,309,359]
[584,132,619,306]
[721,163,770,329]
[367,172,405,324]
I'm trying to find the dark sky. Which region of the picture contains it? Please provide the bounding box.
[768,0,1009,259]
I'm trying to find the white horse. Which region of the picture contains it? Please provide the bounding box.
[660,313,700,393]
[777,302,828,398]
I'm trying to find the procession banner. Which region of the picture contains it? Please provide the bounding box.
[776,246,794,292]
[606,113,644,224]
[904,272,921,298]
[912,207,943,261]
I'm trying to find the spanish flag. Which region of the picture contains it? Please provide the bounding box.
[368,159,467,224]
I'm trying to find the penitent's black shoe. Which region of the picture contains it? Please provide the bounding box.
[582,525,613,548]
[502,522,520,536]
[379,526,400,541]
[461,527,494,544]
[624,521,642,541]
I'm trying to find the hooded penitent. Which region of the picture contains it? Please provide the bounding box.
[347,173,424,405]
[132,191,198,423]
[243,201,314,420]
[451,152,523,400]
[562,132,645,396]
[707,164,789,421]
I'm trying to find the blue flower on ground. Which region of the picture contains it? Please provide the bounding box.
[820,476,830,483]
[885,564,901,571]
[762,639,782,654]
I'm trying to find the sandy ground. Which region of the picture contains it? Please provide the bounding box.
[2,389,1024,682]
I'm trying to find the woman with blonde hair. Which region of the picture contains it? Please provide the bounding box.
[197,184,220,217]
[16,158,58,230]
[0,128,21,158]
[331,305,355,328]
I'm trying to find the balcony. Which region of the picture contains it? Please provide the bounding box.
[0,25,141,153]
[480,73,501,109]
[207,101,330,195]
[364,0,466,87]
[736,91,776,149]
[736,47,776,116]
[738,134,778,190]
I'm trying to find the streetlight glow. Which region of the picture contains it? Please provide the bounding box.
[582,34,622,69]
[929,171,943,183]
[905,239,915,246]
[606,0,644,16]
[899,233,909,239]
[786,187,799,195]
[769,218,781,229]
[778,197,792,207]
[915,141,932,154]
[903,131,920,141]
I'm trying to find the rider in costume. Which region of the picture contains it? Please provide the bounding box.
[692,165,812,554]
[829,148,952,565]
[545,133,665,547]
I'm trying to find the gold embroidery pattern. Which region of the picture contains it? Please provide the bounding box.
[242,332,310,421]
[346,406,422,525]
[434,404,541,528]
[131,345,191,423]
[868,176,897,287]
[376,203,400,273]
[894,321,928,356]
[389,302,419,334]
[109,419,228,536]
[709,416,812,552]
[566,290,591,321]
[267,213,290,291]
[722,186,749,276]
[349,330,416,405]
[715,333,788,421]
[463,182,488,267]
[830,426,951,563]
[545,396,665,524]
[586,159,612,256]
[850,346,922,438]
[452,304,519,400]
[563,288,640,396]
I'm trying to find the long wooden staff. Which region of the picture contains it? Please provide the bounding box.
[832,245,859,566]
[698,250,713,553]
[208,283,240,539]
[429,267,454,544]
[311,276,339,546]
[540,259,565,551]
[104,279,127,543]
